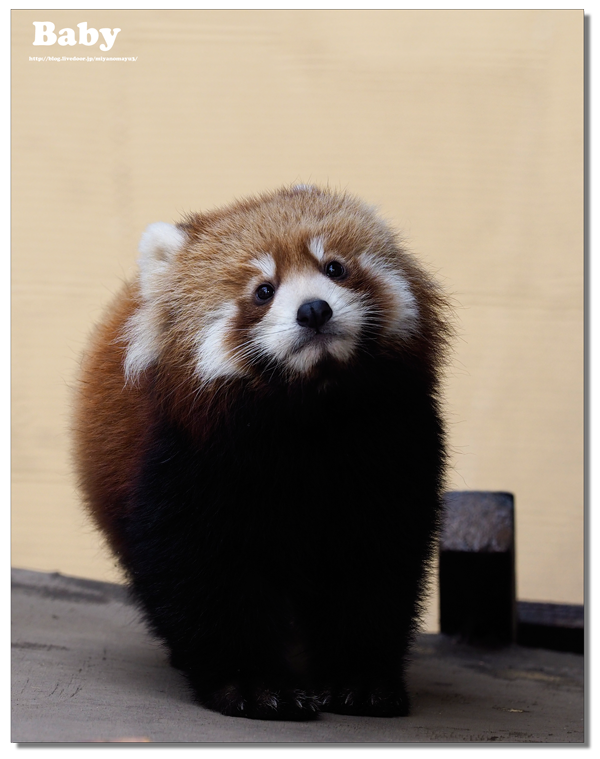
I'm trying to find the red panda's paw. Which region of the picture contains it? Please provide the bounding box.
[248,685,321,721]
[198,681,322,721]
[318,682,409,717]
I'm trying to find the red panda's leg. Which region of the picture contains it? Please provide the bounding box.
[120,417,321,720]
[306,496,438,718]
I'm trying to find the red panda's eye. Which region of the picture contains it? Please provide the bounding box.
[325,261,346,279]
[255,283,275,303]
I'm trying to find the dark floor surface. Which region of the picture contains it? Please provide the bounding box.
[11,568,584,744]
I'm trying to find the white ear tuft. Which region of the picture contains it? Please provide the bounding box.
[137,222,186,301]
[138,222,186,265]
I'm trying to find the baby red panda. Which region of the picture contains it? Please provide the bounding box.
[73,185,450,721]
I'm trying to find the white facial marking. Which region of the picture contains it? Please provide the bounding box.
[250,253,276,282]
[196,302,244,382]
[252,269,366,375]
[308,236,325,263]
[359,252,419,337]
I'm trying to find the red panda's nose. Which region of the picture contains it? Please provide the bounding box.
[296,299,333,330]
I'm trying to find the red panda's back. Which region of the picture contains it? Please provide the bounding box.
[72,282,152,556]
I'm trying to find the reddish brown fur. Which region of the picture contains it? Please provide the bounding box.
[72,185,450,719]
[73,185,449,586]
[173,187,448,382]
[72,282,151,554]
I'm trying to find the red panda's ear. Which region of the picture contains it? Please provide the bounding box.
[137,222,187,302]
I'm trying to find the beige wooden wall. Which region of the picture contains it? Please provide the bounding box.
[12,9,583,632]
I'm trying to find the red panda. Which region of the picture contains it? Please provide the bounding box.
[73,185,450,721]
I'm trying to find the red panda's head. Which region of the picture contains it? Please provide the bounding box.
[123,186,446,391]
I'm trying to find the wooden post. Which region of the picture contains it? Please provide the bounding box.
[439,491,516,646]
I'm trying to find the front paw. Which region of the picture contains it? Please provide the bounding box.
[194,680,322,721]
[318,682,409,717]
